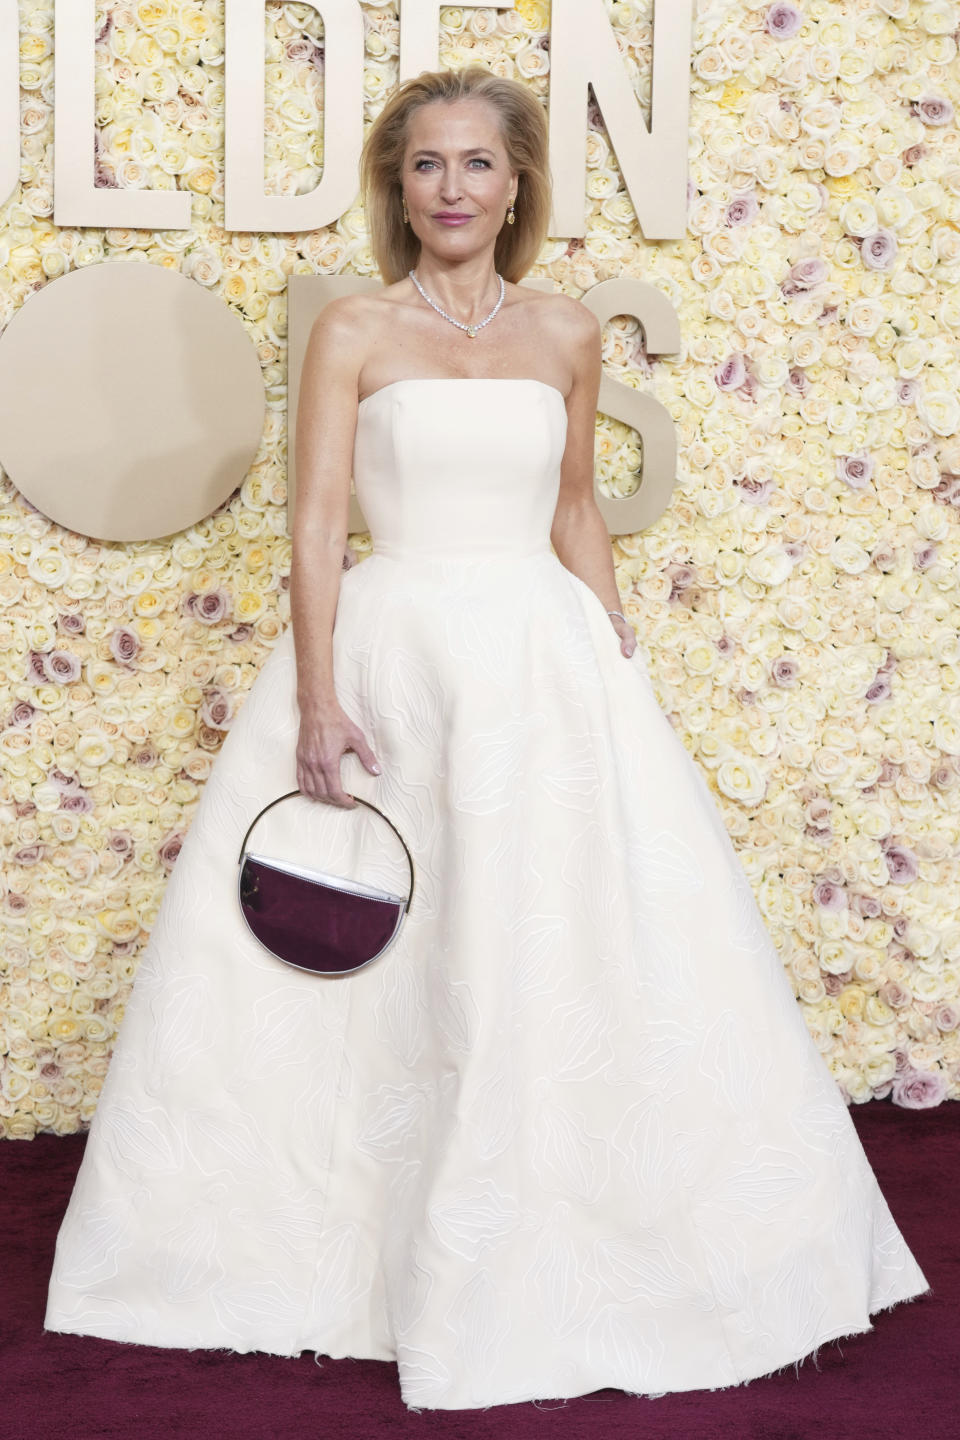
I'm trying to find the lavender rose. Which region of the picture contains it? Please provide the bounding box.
[891,1066,947,1109]
[735,473,774,504]
[865,676,892,703]
[201,687,234,730]
[49,768,82,793]
[715,353,747,391]
[879,981,912,1010]
[860,230,897,270]
[789,257,827,289]
[812,878,847,910]
[109,627,141,666]
[914,94,954,127]
[770,657,798,688]
[765,3,802,39]
[725,193,759,226]
[185,589,231,624]
[60,792,94,814]
[9,700,35,727]
[158,833,184,871]
[42,650,82,684]
[933,1002,960,1033]
[836,453,875,489]
[933,471,960,507]
[884,846,919,885]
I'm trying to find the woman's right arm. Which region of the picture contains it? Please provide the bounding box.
[291,298,381,808]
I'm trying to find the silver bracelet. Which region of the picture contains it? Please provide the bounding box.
[606,609,627,623]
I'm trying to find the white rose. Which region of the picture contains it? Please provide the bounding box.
[917,388,960,436]
[716,752,766,806]
[846,298,884,337]
[745,547,794,587]
[839,198,879,237]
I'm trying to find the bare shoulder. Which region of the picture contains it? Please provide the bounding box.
[511,285,600,353]
[307,286,413,383]
[309,291,390,346]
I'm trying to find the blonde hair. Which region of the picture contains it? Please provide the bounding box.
[359,66,551,285]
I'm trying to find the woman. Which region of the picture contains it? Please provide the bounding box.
[46,66,930,1412]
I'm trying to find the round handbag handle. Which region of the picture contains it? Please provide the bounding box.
[237,789,415,910]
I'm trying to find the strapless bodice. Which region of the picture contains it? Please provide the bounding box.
[352,377,567,561]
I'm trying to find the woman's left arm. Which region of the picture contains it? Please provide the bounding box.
[548,298,637,659]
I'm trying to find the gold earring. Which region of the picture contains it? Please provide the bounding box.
[402,193,409,224]
[506,200,516,225]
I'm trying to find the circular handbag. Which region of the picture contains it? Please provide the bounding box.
[237,789,415,976]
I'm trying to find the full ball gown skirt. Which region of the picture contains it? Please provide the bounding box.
[45,378,931,1411]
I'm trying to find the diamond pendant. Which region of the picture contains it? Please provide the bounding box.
[467,326,477,338]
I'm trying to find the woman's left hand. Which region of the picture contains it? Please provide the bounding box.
[609,613,637,658]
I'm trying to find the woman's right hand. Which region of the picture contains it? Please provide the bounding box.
[296,701,381,808]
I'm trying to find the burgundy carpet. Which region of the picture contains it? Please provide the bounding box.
[2,1102,956,1440]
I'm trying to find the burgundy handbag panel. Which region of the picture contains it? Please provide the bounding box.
[239,856,401,974]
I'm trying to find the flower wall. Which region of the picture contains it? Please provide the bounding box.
[1,0,959,1138]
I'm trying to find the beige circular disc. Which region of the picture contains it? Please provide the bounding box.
[0,262,266,541]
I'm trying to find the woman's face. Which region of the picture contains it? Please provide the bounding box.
[401,97,517,264]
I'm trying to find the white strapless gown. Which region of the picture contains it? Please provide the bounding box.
[46,378,930,1411]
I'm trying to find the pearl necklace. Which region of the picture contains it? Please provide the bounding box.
[408,268,505,339]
